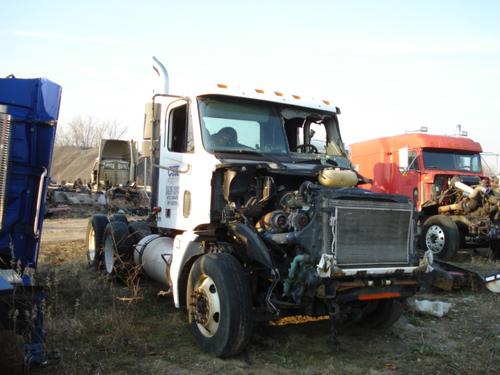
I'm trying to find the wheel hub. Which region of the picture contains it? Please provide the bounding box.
[191,276,220,337]
[426,224,445,253]
[193,290,210,325]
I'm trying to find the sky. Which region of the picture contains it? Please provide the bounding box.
[2,0,499,163]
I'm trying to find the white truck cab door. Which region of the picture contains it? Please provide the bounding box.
[156,100,212,231]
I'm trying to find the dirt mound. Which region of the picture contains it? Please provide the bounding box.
[51,146,98,184]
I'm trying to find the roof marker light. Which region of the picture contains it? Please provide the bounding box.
[322,99,331,105]
[274,91,284,97]
[255,89,265,94]
[217,83,228,89]
[292,95,301,99]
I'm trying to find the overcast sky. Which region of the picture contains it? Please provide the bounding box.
[2,0,499,160]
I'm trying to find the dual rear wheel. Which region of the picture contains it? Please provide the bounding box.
[86,214,151,276]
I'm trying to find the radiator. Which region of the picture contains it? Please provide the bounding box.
[326,199,413,267]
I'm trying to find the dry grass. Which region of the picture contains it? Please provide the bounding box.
[34,239,500,375]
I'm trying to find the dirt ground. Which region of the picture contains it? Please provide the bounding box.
[34,217,500,375]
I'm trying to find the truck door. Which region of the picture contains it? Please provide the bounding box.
[156,101,211,231]
[398,149,421,206]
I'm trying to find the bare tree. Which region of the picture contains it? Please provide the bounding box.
[56,116,127,148]
[101,120,128,140]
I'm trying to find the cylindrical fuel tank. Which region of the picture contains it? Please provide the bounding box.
[134,234,174,285]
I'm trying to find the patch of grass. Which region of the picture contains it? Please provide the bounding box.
[407,313,424,327]
[409,343,441,356]
[409,333,444,358]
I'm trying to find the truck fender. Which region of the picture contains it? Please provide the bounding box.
[169,231,203,308]
[229,222,274,269]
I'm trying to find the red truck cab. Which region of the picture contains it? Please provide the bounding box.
[350,133,499,260]
[350,133,483,210]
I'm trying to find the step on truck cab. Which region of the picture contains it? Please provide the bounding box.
[350,133,499,260]
[86,58,425,357]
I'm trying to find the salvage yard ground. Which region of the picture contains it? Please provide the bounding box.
[36,217,500,375]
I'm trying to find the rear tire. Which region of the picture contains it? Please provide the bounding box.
[187,253,253,357]
[491,240,500,260]
[86,214,109,269]
[359,299,403,329]
[421,215,460,260]
[109,213,128,224]
[128,221,152,243]
[103,221,133,277]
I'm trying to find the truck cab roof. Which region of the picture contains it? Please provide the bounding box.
[351,133,482,153]
[175,82,340,115]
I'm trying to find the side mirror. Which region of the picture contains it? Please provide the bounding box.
[143,103,161,140]
[398,147,409,172]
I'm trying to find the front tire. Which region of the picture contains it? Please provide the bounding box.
[422,215,460,260]
[86,214,109,269]
[359,299,403,329]
[187,253,253,357]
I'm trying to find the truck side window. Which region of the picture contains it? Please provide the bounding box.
[168,104,193,153]
[408,151,419,170]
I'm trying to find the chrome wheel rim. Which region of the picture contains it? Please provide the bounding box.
[193,275,220,338]
[87,228,96,262]
[104,235,115,274]
[425,225,445,254]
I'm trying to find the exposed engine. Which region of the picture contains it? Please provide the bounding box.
[212,165,416,307]
[428,175,500,247]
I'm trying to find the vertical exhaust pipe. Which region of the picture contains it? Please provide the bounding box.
[152,56,169,95]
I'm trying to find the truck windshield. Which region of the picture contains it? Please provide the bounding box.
[198,96,289,155]
[422,150,481,172]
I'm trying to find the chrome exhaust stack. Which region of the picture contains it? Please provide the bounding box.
[152,56,169,95]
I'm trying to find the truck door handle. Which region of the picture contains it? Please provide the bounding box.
[154,163,191,174]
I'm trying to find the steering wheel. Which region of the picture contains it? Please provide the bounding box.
[292,143,318,153]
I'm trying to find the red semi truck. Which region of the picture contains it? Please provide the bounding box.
[350,133,499,260]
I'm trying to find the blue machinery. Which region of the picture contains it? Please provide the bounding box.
[0,77,61,365]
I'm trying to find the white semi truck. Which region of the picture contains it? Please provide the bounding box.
[86,58,425,357]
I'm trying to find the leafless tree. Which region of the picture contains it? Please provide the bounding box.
[56,116,127,148]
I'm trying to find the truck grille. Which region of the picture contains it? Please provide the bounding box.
[326,199,413,267]
[0,113,11,230]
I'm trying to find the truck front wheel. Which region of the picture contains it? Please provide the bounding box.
[359,299,403,329]
[422,215,460,260]
[187,253,253,357]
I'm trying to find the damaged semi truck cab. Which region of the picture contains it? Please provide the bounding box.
[91,139,138,190]
[350,133,499,260]
[87,58,422,357]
